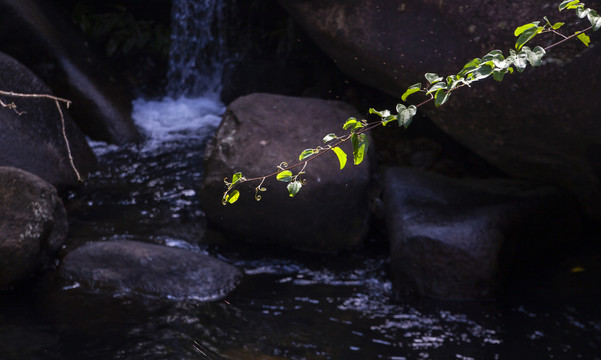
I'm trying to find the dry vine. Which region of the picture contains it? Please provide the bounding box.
[0,90,82,181]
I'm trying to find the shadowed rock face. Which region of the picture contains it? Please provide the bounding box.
[278,0,601,220]
[0,0,140,144]
[60,240,243,301]
[0,52,96,188]
[383,167,582,300]
[0,167,68,290]
[201,93,371,253]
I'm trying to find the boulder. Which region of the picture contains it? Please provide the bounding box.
[278,0,601,220]
[0,52,96,188]
[201,93,371,252]
[383,167,582,300]
[0,166,68,290]
[60,240,242,301]
[0,0,140,144]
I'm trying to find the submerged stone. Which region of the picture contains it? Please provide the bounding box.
[60,240,242,301]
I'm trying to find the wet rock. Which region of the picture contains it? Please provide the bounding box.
[279,0,601,220]
[0,52,96,188]
[0,167,68,291]
[383,167,582,300]
[60,240,242,301]
[0,0,140,144]
[201,93,371,253]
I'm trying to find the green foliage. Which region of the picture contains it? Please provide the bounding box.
[222,172,245,205]
[71,3,170,57]
[332,147,348,169]
[221,1,599,205]
[277,170,293,182]
[351,133,368,165]
[287,181,302,197]
[299,149,316,161]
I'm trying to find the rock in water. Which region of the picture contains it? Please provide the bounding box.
[201,93,371,253]
[0,166,68,290]
[383,167,582,300]
[60,240,242,301]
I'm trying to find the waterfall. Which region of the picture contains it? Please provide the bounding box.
[166,0,225,99]
[128,0,226,146]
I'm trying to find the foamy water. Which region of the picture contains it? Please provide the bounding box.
[131,95,224,142]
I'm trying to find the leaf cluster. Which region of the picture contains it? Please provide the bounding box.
[399,45,546,108]
[220,0,599,206]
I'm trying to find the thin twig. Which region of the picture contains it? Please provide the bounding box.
[54,99,82,181]
[0,90,82,182]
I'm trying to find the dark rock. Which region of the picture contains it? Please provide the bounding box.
[60,240,242,301]
[383,167,582,300]
[0,52,96,188]
[201,93,371,253]
[278,0,601,220]
[0,166,68,291]
[0,0,140,144]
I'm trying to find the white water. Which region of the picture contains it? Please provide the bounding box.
[128,0,226,149]
[131,95,224,145]
[167,0,225,98]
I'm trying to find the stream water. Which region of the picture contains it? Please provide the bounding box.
[1,113,600,359]
[1,0,601,358]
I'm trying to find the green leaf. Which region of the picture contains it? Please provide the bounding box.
[515,23,542,50]
[514,22,539,36]
[224,190,240,204]
[492,66,513,81]
[457,58,481,77]
[587,10,601,30]
[492,55,510,70]
[343,117,359,130]
[276,170,293,182]
[287,181,302,197]
[231,172,243,184]
[576,7,591,18]
[559,0,581,11]
[299,149,315,161]
[381,114,398,126]
[351,133,369,165]
[397,104,417,128]
[323,133,337,143]
[542,15,563,30]
[472,63,494,80]
[368,108,391,118]
[425,73,443,84]
[482,50,504,62]
[524,46,546,66]
[577,32,591,46]
[492,69,508,81]
[425,81,448,95]
[434,88,451,107]
[401,83,422,101]
[332,146,347,169]
[512,49,528,72]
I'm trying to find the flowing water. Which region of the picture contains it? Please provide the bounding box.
[1,0,601,359]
